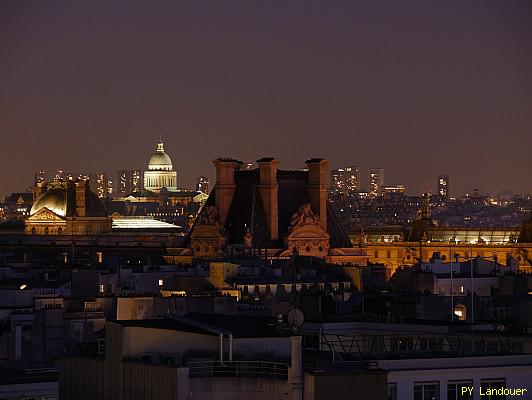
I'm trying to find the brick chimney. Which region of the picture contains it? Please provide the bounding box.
[257,158,279,241]
[306,158,329,230]
[75,180,86,217]
[213,158,241,226]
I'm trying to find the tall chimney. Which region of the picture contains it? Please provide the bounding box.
[306,158,329,230]
[257,158,279,241]
[75,181,86,217]
[213,158,241,226]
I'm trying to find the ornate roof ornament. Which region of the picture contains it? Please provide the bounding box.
[288,203,320,233]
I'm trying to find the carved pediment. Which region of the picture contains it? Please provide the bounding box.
[288,203,321,234]
[191,224,225,240]
[287,224,330,240]
[27,207,65,222]
[285,206,330,257]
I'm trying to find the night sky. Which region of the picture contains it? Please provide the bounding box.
[1,0,531,198]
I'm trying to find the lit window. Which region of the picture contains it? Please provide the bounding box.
[460,286,464,294]
[158,279,164,286]
[99,284,104,294]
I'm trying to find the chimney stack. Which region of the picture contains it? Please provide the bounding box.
[213,158,241,226]
[257,158,279,241]
[306,158,329,230]
[75,180,86,217]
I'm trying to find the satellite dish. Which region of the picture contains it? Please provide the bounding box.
[287,309,304,331]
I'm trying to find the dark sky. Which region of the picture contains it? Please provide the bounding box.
[1,0,531,198]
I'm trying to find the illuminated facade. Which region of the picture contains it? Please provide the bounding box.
[351,207,532,276]
[25,180,112,235]
[369,167,384,196]
[143,139,177,192]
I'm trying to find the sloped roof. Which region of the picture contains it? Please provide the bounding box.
[191,168,351,248]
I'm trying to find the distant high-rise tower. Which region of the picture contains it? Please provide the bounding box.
[131,169,143,192]
[53,170,64,182]
[369,168,384,196]
[91,173,110,198]
[117,169,143,196]
[34,171,46,184]
[437,175,450,201]
[331,169,344,194]
[107,177,113,196]
[117,170,132,196]
[63,172,90,182]
[331,166,360,195]
[196,176,210,194]
[344,166,360,194]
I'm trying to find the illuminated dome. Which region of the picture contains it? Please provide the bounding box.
[144,138,178,192]
[25,181,111,236]
[29,184,107,218]
[30,188,67,216]
[148,141,173,171]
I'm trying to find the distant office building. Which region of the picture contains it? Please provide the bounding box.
[331,169,343,194]
[331,166,360,195]
[437,175,450,201]
[196,176,209,194]
[34,171,46,184]
[53,170,64,182]
[131,169,143,192]
[369,168,384,196]
[117,170,132,196]
[117,169,143,196]
[107,177,113,196]
[91,173,110,198]
[65,172,90,182]
[383,184,406,194]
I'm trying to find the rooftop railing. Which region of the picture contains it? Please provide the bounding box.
[188,360,288,380]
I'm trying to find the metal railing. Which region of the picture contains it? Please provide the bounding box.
[188,360,288,380]
[302,333,523,361]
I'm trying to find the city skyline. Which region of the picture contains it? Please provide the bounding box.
[2,3,532,398]
[1,1,531,197]
[14,160,531,200]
